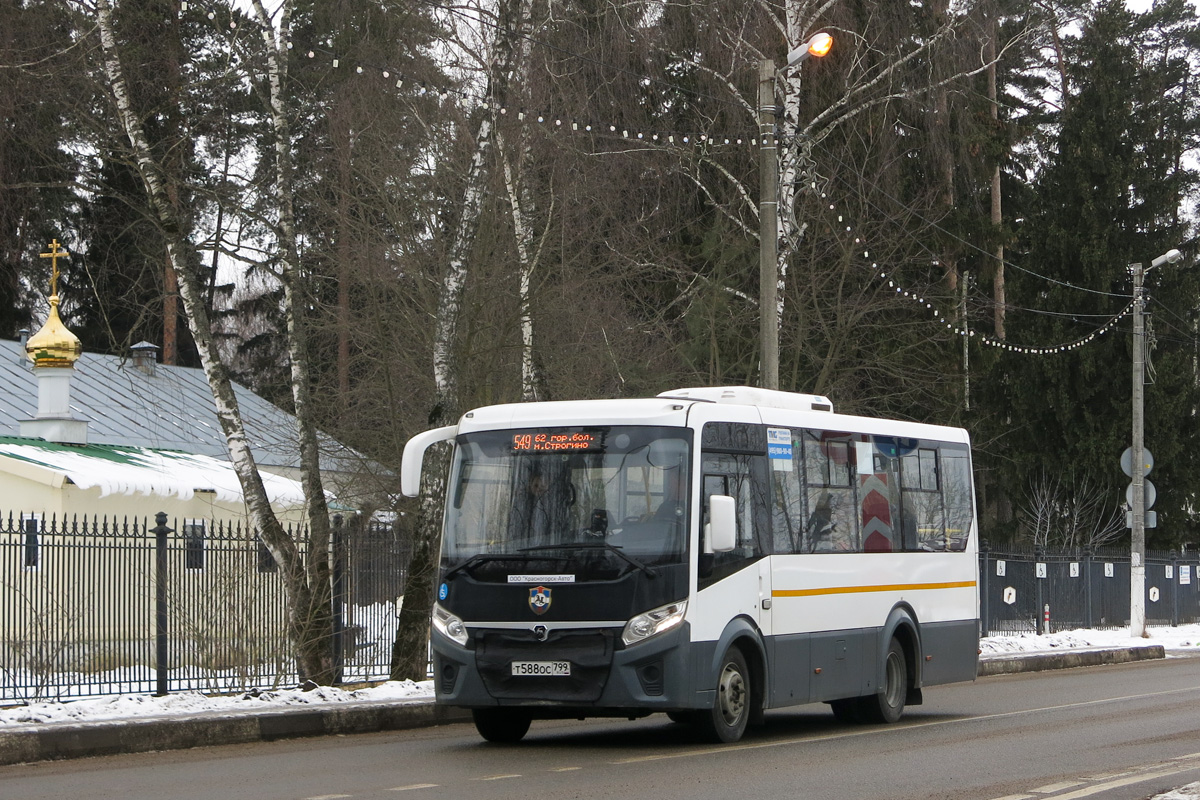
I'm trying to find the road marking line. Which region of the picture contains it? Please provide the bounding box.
[1032,781,1085,793]
[1050,766,1200,800]
[476,774,522,781]
[1079,772,1131,781]
[550,767,582,772]
[611,684,1200,766]
[1174,752,1200,761]
[305,796,352,800]
[988,794,1035,800]
[388,785,439,792]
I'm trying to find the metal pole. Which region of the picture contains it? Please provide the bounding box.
[153,512,172,697]
[1172,550,1180,627]
[1035,548,1044,635]
[1085,548,1094,629]
[980,539,989,638]
[962,269,970,412]
[758,59,779,391]
[1131,263,1147,638]
[332,514,345,683]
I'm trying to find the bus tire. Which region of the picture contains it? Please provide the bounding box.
[860,638,907,724]
[472,708,532,743]
[699,645,751,743]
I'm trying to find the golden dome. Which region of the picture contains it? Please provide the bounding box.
[26,294,82,368]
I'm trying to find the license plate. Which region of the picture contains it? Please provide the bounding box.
[511,660,571,676]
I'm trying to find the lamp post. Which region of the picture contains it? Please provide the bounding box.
[758,32,833,391]
[1130,247,1182,638]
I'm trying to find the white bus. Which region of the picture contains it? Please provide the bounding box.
[401,386,978,743]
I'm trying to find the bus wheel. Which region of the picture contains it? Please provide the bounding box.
[472,708,532,743]
[861,638,907,724]
[700,645,751,743]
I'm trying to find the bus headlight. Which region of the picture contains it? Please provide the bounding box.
[622,600,687,646]
[432,603,468,646]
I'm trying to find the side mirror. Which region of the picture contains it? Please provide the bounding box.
[400,424,458,497]
[706,495,736,553]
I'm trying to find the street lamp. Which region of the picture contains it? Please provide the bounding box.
[1130,247,1182,638]
[787,32,834,67]
[759,32,833,390]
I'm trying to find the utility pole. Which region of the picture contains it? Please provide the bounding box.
[758,59,779,391]
[1130,248,1183,638]
[1130,261,1146,638]
[962,270,970,412]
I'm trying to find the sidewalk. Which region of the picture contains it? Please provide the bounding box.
[0,642,1167,766]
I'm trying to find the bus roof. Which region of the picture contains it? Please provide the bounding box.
[455,387,969,446]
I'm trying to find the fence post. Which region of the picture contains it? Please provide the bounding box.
[153,512,173,697]
[1171,549,1180,627]
[980,540,990,638]
[331,513,345,684]
[1084,548,1094,629]
[1035,547,1045,635]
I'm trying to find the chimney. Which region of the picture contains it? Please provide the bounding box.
[131,341,159,376]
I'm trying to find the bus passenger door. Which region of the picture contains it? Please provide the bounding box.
[699,453,773,637]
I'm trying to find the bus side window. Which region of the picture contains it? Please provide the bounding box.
[940,450,973,551]
[699,453,771,586]
[802,431,859,552]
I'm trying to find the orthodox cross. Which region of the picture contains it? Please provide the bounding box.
[39,239,70,297]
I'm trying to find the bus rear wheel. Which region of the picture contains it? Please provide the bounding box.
[472,708,532,743]
[860,638,907,724]
[699,645,751,743]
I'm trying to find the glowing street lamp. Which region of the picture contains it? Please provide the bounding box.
[787,32,834,67]
[760,32,834,390]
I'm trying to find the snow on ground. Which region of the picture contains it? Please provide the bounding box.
[0,679,433,727]
[980,623,1200,655]
[3,624,1200,728]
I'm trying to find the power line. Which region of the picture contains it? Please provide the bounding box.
[811,138,1131,300]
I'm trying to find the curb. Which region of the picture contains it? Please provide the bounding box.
[977,644,1165,676]
[0,646,1169,766]
[0,700,472,767]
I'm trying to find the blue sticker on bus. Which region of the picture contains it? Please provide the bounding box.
[767,427,793,471]
[439,582,448,601]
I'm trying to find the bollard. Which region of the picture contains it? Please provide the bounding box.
[1044,603,1050,633]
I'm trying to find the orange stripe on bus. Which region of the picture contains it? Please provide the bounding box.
[772,580,977,598]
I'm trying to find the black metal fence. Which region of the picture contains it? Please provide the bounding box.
[0,511,411,703]
[980,544,1200,635]
[4,512,1191,702]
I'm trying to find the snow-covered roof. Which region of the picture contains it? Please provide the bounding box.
[0,339,358,472]
[0,437,307,506]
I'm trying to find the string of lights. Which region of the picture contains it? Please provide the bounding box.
[176,0,761,147]
[173,0,1138,357]
[811,189,1135,355]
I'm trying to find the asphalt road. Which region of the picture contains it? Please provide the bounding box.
[4,657,1200,800]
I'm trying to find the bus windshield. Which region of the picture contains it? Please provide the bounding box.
[443,426,691,578]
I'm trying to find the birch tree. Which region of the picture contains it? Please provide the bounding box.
[390,0,532,680]
[94,0,337,683]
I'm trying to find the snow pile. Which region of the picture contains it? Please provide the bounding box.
[1155,784,1200,800]
[0,679,433,727]
[980,623,1200,656]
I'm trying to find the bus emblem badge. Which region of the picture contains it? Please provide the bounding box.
[529,586,552,615]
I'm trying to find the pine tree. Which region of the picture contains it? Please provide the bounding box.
[979,0,1200,544]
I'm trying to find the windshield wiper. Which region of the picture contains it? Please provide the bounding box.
[442,552,568,582]
[518,542,657,579]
